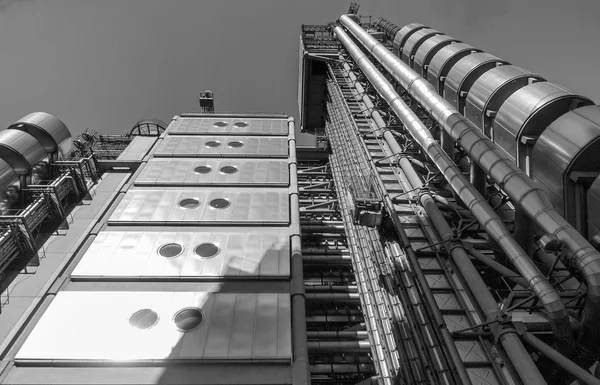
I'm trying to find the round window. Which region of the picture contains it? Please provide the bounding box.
[234,122,248,128]
[213,121,228,127]
[158,243,183,258]
[195,243,220,259]
[228,141,244,148]
[179,198,200,209]
[194,165,212,174]
[173,308,204,332]
[205,140,221,148]
[129,309,159,330]
[210,198,230,209]
[220,166,238,174]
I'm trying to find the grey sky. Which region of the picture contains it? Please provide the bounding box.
[0,0,599,147]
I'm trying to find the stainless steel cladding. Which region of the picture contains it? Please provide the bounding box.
[465,65,545,136]
[492,82,593,169]
[412,35,460,76]
[400,28,440,67]
[15,291,292,361]
[426,43,482,94]
[0,159,19,212]
[532,105,600,234]
[392,23,425,55]
[72,230,291,279]
[135,158,290,187]
[443,53,508,114]
[0,129,48,174]
[153,136,288,158]
[168,116,289,136]
[590,177,600,237]
[8,112,72,157]
[108,188,290,225]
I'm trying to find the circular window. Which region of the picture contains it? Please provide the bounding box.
[179,198,200,209]
[194,165,212,174]
[129,309,159,330]
[213,121,228,127]
[210,198,230,209]
[158,243,183,258]
[195,243,220,259]
[205,140,221,148]
[220,166,238,174]
[234,122,248,128]
[173,308,204,332]
[228,141,244,148]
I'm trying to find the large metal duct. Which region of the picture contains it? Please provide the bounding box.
[401,28,440,67]
[412,35,460,77]
[426,43,482,94]
[492,82,593,172]
[392,23,425,56]
[338,14,600,366]
[332,26,576,378]
[9,112,72,161]
[0,130,47,175]
[465,65,545,137]
[443,53,508,115]
[533,105,600,236]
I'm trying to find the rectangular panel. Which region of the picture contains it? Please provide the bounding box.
[167,117,289,136]
[153,136,288,158]
[71,231,290,279]
[135,158,289,187]
[116,137,158,161]
[15,291,292,362]
[108,188,290,225]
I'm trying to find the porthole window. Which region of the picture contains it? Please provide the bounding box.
[213,121,228,127]
[129,309,159,330]
[220,165,238,174]
[179,198,200,209]
[227,141,244,148]
[234,122,248,128]
[173,308,204,332]
[194,165,212,174]
[158,243,184,258]
[195,243,220,259]
[205,140,221,148]
[210,198,230,209]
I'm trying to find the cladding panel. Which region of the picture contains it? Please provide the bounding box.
[154,136,288,158]
[168,117,288,136]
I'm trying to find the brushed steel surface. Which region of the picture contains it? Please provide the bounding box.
[533,105,600,215]
[426,43,481,93]
[401,28,439,67]
[9,112,72,156]
[443,53,507,113]
[413,35,459,76]
[493,82,593,162]
[15,291,292,361]
[135,158,290,186]
[108,188,290,224]
[71,231,290,278]
[392,23,425,53]
[0,159,17,191]
[589,177,600,237]
[116,137,158,161]
[153,136,288,158]
[465,65,543,133]
[0,129,48,174]
[167,117,289,136]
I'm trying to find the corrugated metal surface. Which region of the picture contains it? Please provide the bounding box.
[116,137,158,161]
[15,291,292,361]
[168,117,288,136]
[71,231,290,278]
[108,188,290,224]
[135,158,289,186]
[153,136,288,158]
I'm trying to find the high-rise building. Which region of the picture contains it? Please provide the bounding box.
[1,8,600,385]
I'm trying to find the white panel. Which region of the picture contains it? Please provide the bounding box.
[134,158,289,186]
[153,136,288,158]
[16,291,292,362]
[116,137,158,161]
[108,188,290,225]
[167,117,289,136]
[71,231,290,279]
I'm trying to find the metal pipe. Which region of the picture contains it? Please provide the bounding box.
[518,328,600,385]
[302,254,353,264]
[304,285,358,293]
[307,331,369,340]
[307,340,372,353]
[288,118,311,385]
[340,14,600,365]
[310,364,375,374]
[334,23,576,364]
[466,247,529,288]
[305,292,361,305]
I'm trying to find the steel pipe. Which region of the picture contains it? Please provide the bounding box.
[307,340,372,353]
[334,24,576,365]
[340,14,600,365]
[307,331,369,340]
